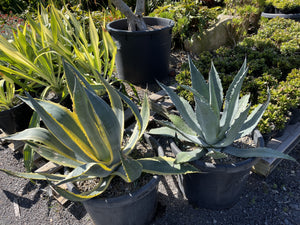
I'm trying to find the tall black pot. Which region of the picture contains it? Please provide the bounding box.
[106,17,174,85]
[0,102,33,134]
[170,130,264,209]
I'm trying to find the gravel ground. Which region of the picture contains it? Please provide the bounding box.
[0,138,299,225]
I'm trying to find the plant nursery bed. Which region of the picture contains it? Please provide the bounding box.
[0,52,299,224]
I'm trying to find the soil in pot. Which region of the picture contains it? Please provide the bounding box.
[75,136,155,197]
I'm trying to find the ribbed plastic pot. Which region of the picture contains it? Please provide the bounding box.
[170,130,264,209]
[261,6,300,21]
[106,17,174,85]
[261,12,300,21]
[0,102,33,134]
[67,133,163,225]
[70,176,159,225]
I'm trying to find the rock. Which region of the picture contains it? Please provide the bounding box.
[284,218,292,225]
[184,14,234,54]
[289,203,300,210]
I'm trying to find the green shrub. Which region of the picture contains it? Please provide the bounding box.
[224,0,265,42]
[241,17,300,55]
[0,0,29,14]
[150,0,222,48]
[0,0,107,14]
[257,69,300,136]
[65,4,123,32]
[265,0,300,12]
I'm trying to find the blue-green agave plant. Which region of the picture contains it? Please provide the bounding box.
[0,60,197,201]
[150,57,295,164]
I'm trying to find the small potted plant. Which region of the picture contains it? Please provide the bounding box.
[0,4,117,101]
[262,0,300,21]
[150,57,296,209]
[0,78,33,134]
[106,0,174,85]
[0,60,196,225]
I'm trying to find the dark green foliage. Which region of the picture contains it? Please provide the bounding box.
[150,0,222,48]
[176,17,300,137]
[66,3,123,30]
[224,0,265,42]
[241,17,300,55]
[257,69,300,136]
[0,0,106,14]
[265,0,300,13]
[0,0,29,14]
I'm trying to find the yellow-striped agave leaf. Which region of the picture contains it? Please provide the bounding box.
[64,61,122,164]
[0,60,199,202]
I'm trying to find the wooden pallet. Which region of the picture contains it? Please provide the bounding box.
[0,131,25,152]
[252,122,300,177]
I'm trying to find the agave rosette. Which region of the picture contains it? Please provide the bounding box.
[150,57,295,164]
[0,61,197,201]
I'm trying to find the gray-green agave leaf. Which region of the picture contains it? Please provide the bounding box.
[150,57,295,164]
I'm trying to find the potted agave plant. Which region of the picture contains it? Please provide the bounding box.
[150,57,296,209]
[0,60,196,225]
[106,0,174,85]
[262,0,300,21]
[0,78,33,134]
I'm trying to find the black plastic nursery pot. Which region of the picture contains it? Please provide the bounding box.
[106,17,174,85]
[0,102,33,134]
[261,6,300,21]
[68,176,159,225]
[170,130,264,210]
[67,134,163,225]
[84,176,159,225]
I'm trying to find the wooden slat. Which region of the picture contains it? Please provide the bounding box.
[253,122,300,176]
[159,98,174,111]
[8,141,24,152]
[148,83,177,102]
[149,89,166,102]
[50,183,69,205]
[34,161,62,174]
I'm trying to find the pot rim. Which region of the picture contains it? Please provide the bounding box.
[0,100,26,115]
[261,12,300,19]
[170,129,264,173]
[67,175,159,207]
[106,17,175,35]
[67,133,162,205]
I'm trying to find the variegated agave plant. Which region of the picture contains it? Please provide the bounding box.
[0,61,196,201]
[150,57,295,164]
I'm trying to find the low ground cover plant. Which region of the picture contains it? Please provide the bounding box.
[265,0,300,13]
[224,0,265,43]
[176,17,300,138]
[150,0,222,48]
